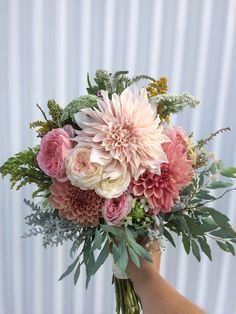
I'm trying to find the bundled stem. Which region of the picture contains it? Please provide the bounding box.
[114,277,141,314]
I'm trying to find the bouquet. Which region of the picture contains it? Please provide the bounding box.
[1,70,236,314]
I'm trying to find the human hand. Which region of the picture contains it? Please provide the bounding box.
[126,240,161,284]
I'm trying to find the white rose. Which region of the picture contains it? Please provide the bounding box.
[95,170,131,199]
[66,146,103,190]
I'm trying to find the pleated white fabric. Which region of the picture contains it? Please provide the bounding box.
[0,1,236,313]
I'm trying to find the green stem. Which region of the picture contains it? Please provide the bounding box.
[114,278,142,314]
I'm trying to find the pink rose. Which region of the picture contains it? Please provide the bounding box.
[102,192,132,226]
[37,128,73,181]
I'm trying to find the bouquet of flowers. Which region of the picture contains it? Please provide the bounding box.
[1,70,236,314]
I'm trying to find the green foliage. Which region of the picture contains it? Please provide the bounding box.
[48,99,63,125]
[60,95,99,126]
[30,101,63,137]
[59,256,80,281]
[0,146,51,196]
[163,158,236,261]
[130,201,145,222]
[87,70,132,97]
[163,229,176,247]
[86,70,157,99]
[151,92,200,119]
[196,128,231,149]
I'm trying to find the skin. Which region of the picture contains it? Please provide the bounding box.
[126,241,206,314]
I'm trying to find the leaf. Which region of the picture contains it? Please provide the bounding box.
[209,162,217,174]
[200,217,218,232]
[74,262,81,285]
[198,237,212,260]
[220,166,236,178]
[100,225,124,238]
[210,227,236,239]
[125,228,152,262]
[85,251,96,288]
[226,242,235,255]
[163,228,176,247]
[112,242,121,264]
[207,181,233,189]
[92,240,110,274]
[216,241,230,252]
[196,190,216,200]
[202,207,229,229]
[216,160,224,171]
[59,256,80,281]
[184,216,204,236]
[128,246,140,268]
[191,240,201,262]
[182,233,190,254]
[198,172,205,187]
[116,241,129,273]
[93,229,105,250]
[175,215,190,233]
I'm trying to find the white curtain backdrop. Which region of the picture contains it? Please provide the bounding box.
[0,0,236,313]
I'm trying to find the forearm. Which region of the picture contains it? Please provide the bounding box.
[131,270,205,314]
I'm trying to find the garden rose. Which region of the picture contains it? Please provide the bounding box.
[95,170,130,199]
[102,192,132,226]
[37,128,73,181]
[66,146,103,190]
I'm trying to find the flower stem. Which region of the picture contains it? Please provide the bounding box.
[114,278,142,314]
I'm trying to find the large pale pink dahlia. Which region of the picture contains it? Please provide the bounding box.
[49,180,103,226]
[74,86,168,181]
[130,126,194,214]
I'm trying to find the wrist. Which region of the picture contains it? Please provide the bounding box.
[130,268,159,296]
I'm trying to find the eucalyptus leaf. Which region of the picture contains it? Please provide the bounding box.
[93,229,105,250]
[216,160,224,171]
[196,190,215,200]
[116,241,129,273]
[210,227,236,238]
[216,241,230,252]
[200,217,218,232]
[184,216,205,236]
[92,240,110,274]
[85,251,96,289]
[220,166,236,178]
[198,172,205,187]
[128,246,140,268]
[125,227,152,262]
[112,242,121,264]
[198,237,212,260]
[207,181,233,189]
[59,255,80,281]
[100,225,124,238]
[202,207,229,229]
[74,262,81,285]
[226,242,235,256]
[209,162,217,174]
[191,240,201,262]
[163,228,176,247]
[182,233,190,254]
[174,216,190,233]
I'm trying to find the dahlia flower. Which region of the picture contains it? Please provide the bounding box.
[49,180,103,226]
[130,126,194,214]
[74,86,168,182]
